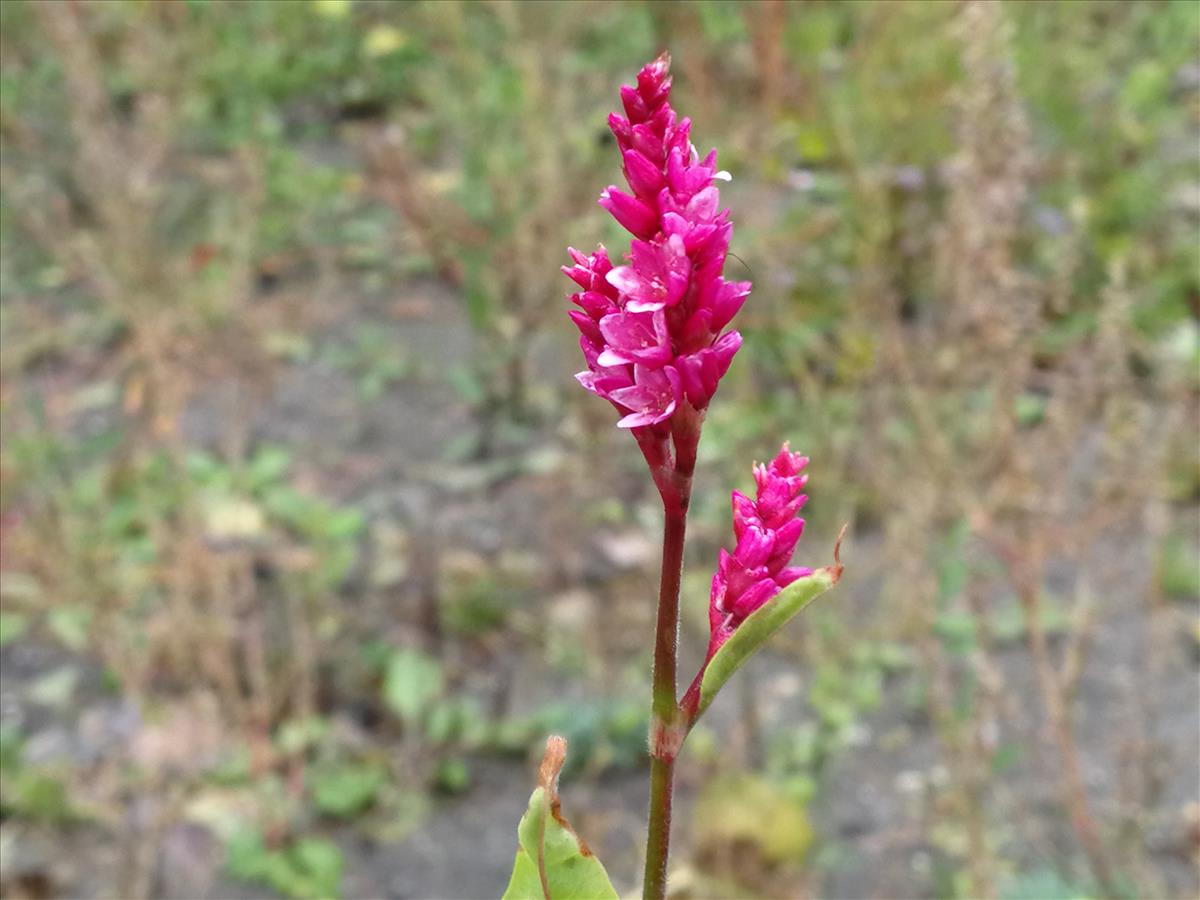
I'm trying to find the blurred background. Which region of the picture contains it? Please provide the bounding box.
[0,1,1197,898]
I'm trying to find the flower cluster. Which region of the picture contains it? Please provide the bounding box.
[705,444,812,656]
[564,53,750,433]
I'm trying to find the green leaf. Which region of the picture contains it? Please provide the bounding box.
[697,567,840,721]
[310,762,385,818]
[288,838,343,898]
[434,757,470,794]
[227,828,343,900]
[382,648,444,725]
[501,737,617,900]
[247,445,292,488]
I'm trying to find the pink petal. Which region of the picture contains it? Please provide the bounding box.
[710,280,752,331]
[608,113,633,150]
[620,84,648,122]
[610,365,680,429]
[776,566,814,587]
[568,309,602,344]
[686,186,720,223]
[766,518,806,572]
[623,149,665,199]
[630,123,665,165]
[597,310,671,365]
[728,578,779,619]
[599,186,658,240]
[733,524,773,569]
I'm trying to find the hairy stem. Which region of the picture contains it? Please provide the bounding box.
[651,505,687,722]
[643,753,676,900]
[643,500,688,900]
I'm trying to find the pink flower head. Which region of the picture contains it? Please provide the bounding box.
[565,53,750,438]
[705,444,812,655]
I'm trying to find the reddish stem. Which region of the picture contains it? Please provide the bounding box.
[643,752,676,900]
[642,418,697,900]
[643,502,687,900]
[649,504,688,722]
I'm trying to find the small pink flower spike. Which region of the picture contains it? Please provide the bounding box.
[564,54,751,473]
[704,444,812,657]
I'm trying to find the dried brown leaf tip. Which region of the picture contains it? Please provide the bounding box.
[538,734,567,799]
[831,523,847,583]
[537,735,593,857]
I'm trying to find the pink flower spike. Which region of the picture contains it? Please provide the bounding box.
[699,444,815,655]
[565,54,753,435]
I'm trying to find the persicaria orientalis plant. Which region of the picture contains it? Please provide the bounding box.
[502,54,844,900]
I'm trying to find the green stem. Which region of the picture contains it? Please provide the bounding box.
[643,502,688,900]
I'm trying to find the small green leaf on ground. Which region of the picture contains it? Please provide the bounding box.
[382,647,444,725]
[227,827,343,900]
[310,762,386,818]
[434,757,470,794]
